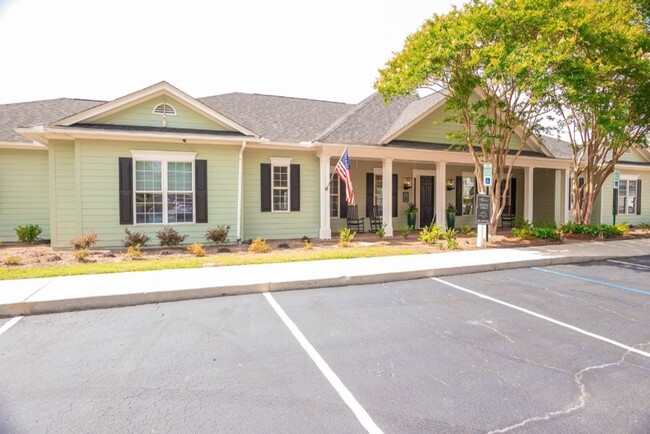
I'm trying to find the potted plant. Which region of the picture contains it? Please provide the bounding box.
[446,203,457,229]
[406,202,418,229]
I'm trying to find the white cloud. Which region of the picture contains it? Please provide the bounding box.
[0,0,462,104]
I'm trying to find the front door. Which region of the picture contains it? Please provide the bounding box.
[419,176,435,228]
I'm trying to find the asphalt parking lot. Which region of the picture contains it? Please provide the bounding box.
[1,257,649,433]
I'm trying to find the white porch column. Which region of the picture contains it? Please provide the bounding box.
[556,169,569,225]
[318,155,332,240]
[382,158,394,237]
[563,169,571,223]
[524,166,534,222]
[435,161,447,229]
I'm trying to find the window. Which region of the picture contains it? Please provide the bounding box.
[153,103,177,116]
[374,174,383,207]
[271,158,291,212]
[618,179,638,215]
[330,172,340,218]
[132,151,195,224]
[462,175,475,216]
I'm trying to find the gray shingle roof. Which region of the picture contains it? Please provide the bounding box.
[318,93,418,144]
[199,93,353,142]
[0,98,104,143]
[540,135,573,159]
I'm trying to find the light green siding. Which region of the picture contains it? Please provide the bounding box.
[0,148,50,241]
[49,139,241,248]
[599,170,650,225]
[619,149,648,164]
[532,169,556,225]
[50,141,76,246]
[243,149,320,240]
[84,96,233,132]
[396,102,526,151]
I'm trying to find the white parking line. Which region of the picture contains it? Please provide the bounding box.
[607,259,650,270]
[432,278,650,359]
[263,292,383,434]
[0,316,23,337]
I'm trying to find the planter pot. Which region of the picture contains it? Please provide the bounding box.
[407,212,417,229]
[446,212,456,229]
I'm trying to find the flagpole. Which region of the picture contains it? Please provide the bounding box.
[325,146,347,191]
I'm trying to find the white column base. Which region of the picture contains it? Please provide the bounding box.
[319,228,332,240]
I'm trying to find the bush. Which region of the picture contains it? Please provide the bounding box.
[15,224,42,243]
[0,238,3,247]
[398,224,411,239]
[459,225,476,236]
[123,244,144,260]
[186,243,206,257]
[303,240,313,250]
[156,226,188,246]
[418,224,442,244]
[73,249,92,262]
[123,228,150,248]
[560,223,623,238]
[512,226,533,240]
[639,222,650,233]
[205,225,231,246]
[442,228,458,250]
[615,222,630,234]
[249,238,271,253]
[376,225,386,239]
[531,226,560,240]
[3,255,21,266]
[70,231,97,250]
[338,227,356,247]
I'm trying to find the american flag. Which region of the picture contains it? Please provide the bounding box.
[335,148,355,205]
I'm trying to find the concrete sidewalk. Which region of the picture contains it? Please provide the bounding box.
[1,238,649,318]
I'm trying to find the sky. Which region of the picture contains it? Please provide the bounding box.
[0,0,463,105]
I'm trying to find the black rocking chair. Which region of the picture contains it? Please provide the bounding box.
[369,205,383,232]
[501,205,515,227]
[346,205,365,233]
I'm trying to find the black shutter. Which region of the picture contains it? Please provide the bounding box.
[195,160,208,223]
[637,180,642,215]
[455,176,462,216]
[392,174,398,217]
[366,173,374,217]
[290,164,300,212]
[119,157,133,225]
[339,175,348,218]
[510,178,517,215]
[261,164,271,212]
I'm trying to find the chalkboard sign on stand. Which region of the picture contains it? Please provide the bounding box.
[475,193,491,225]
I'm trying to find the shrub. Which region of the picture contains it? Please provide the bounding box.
[205,225,231,246]
[615,222,630,234]
[123,244,144,260]
[442,228,458,250]
[418,224,442,244]
[70,231,97,250]
[512,226,533,240]
[0,238,3,247]
[249,238,271,253]
[338,227,356,247]
[459,225,476,236]
[531,226,560,240]
[639,222,650,233]
[123,228,150,248]
[73,249,92,262]
[156,226,188,246]
[3,255,22,266]
[398,224,411,239]
[15,224,42,243]
[303,240,313,250]
[376,225,386,239]
[560,223,623,238]
[186,243,206,257]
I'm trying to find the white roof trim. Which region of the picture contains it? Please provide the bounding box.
[51,81,259,138]
[0,140,47,150]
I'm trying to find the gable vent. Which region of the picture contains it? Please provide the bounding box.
[153,103,177,116]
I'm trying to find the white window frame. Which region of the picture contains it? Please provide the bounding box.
[131,150,196,225]
[618,176,639,215]
[373,167,383,207]
[270,157,292,213]
[330,167,341,218]
[152,103,177,116]
[462,172,476,216]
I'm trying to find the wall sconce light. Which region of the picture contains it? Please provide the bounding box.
[446,178,455,191]
[403,177,412,190]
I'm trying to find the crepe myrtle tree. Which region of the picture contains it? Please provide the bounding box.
[375,0,561,235]
[547,0,650,224]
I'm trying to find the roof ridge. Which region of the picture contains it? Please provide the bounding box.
[199,92,351,106]
[0,97,106,107]
[314,93,379,142]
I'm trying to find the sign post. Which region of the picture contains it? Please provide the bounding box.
[478,163,493,247]
[613,170,620,225]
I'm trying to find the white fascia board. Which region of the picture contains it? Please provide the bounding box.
[0,140,47,150]
[51,81,259,138]
[16,126,261,146]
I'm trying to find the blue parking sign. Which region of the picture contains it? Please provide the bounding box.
[484,177,491,186]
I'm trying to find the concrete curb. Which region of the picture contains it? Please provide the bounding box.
[0,253,614,318]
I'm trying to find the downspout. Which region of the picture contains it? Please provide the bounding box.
[236,141,247,242]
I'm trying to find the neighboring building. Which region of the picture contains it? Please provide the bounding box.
[1,82,648,248]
